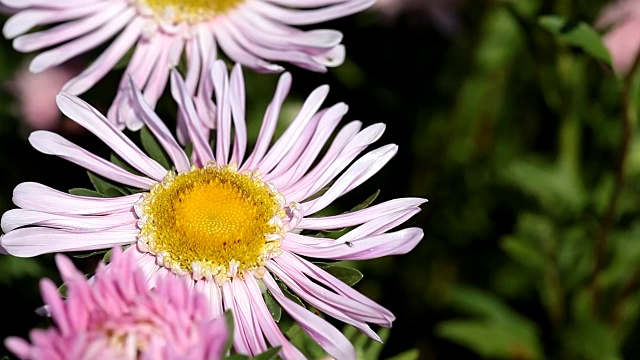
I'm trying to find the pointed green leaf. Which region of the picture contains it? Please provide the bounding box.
[71,249,109,259]
[538,15,611,65]
[317,264,363,286]
[140,126,171,169]
[68,188,105,197]
[264,290,282,322]
[87,171,129,197]
[348,189,380,212]
[110,153,143,176]
[253,347,282,360]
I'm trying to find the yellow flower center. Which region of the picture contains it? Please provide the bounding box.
[138,0,242,24]
[136,163,286,283]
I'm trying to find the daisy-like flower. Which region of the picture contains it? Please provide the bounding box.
[0,60,425,359]
[4,246,230,360]
[595,0,640,76]
[0,0,375,130]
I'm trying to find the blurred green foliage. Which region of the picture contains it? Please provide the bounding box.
[2,0,640,359]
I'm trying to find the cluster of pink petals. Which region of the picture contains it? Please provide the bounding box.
[596,0,640,75]
[4,247,229,360]
[0,0,374,130]
[0,60,425,359]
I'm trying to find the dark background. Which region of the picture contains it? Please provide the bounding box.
[2,1,640,359]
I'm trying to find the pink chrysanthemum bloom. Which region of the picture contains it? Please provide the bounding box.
[595,0,640,76]
[0,0,374,130]
[4,246,230,360]
[0,60,425,359]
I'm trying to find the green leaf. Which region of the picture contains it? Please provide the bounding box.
[253,347,282,360]
[538,15,611,65]
[348,189,380,213]
[316,264,363,286]
[140,126,171,169]
[264,290,281,322]
[385,349,420,360]
[110,153,143,176]
[436,286,543,360]
[71,250,109,259]
[565,320,622,360]
[68,188,106,197]
[87,171,129,197]
[500,235,545,271]
[224,355,251,360]
[436,320,541,360]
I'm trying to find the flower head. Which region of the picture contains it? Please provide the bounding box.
[1,0,374,130]
[595,0,640,75]
[1,60,425,359]
[4,247,229,360]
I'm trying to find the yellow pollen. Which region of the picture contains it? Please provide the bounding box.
[140,0,242,24]
[137,163,286,282]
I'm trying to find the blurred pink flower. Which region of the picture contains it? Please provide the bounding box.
[0,0,375,131]
[6,62,82,133]
[374,0,462,33]
[596,0,640,75]
[4,247,230,360]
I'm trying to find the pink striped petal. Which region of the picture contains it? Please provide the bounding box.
[1,227,137,257]
[29,131,155,189]
[266,259,381,339]
[56,92,167,181]
[283,228,424,260]
[301,144,398,214]
[299,197,427,230]
[2,209,135,233]
[242,71,292,168]
[12,182,139,215]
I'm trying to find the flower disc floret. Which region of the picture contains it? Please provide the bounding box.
[136,162,286,282]
[137,0,242,24]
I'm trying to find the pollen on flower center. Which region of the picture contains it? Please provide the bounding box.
[135,162,286,283]
[138,0,242,24]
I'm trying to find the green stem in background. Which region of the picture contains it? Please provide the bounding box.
[591,59,640,315]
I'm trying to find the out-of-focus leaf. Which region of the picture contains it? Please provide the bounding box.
[565,320,622,360]
[437,286,542,359]
[501,160,585,215]
[385,349,420,360]
[500,235,545,271]
[140,126,171,169]
[436,320,541,360]
[538,15,611,65]
[0,257,45,285]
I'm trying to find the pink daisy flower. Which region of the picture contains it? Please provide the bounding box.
[0,0,375,130]
[595,0,640,76]
[0,60,425,359]
[4,246,230,360]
